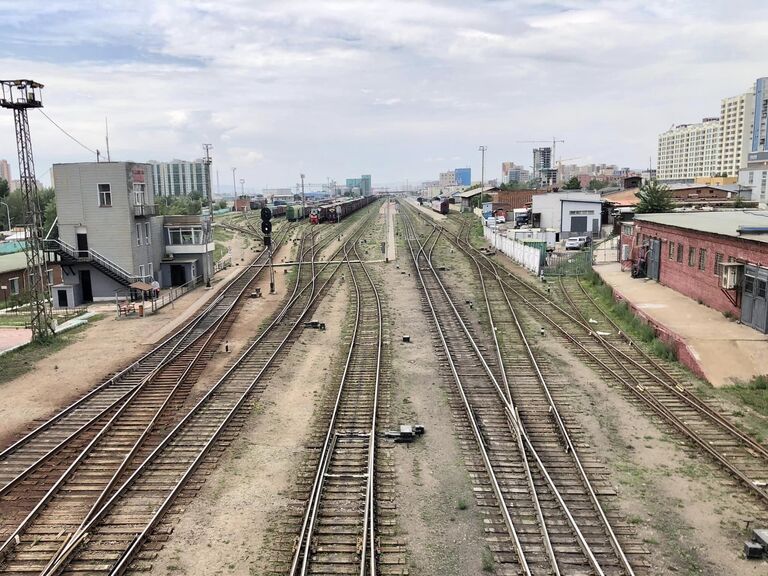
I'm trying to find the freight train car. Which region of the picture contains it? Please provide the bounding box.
[309,195,378,224]
[286,204,311,221]
[431,197,449,215]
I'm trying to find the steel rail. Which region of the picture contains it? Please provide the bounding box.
[446,215,768,467]
[290,230,383,576]
[415,216,606,576]
[402,213,534,576]
[564,276,768,459]
[448,223,768,503]
[0,224,296,499]
[451,219,635,575]
[0,225,301,563]
[41,203,382,576]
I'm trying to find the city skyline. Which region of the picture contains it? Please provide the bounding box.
[1,1,767,191]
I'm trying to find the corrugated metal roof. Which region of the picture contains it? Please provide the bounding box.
[635,211,768,244]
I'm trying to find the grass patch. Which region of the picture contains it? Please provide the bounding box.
[720,375,768,420]
[0,322,93,386]
[581,271,677,361]
[481,547,495,572]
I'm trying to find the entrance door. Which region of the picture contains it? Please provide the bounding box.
[80,270,93,302]
[57,289,68,308]
[571,216,587,233]
[647,238,661,281]
[76,233,89,258]
[170,264,186,286]
[741,265,768,333]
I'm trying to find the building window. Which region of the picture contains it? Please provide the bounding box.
[698,248,707,271]
[758,280,767,300]
[676,243,683,262]
[98,183,112,207]
[144,222,151,245]
[668,240,674,259]
[9,277,19,295]
[136,223,142,246]
[688,246,695,266]
[139,264,145,278]
[148,262,154,279]
[166,226,203,245]
[133,182,146,206]
[745,275,755,294]
[714,252,723,275]
[47,269,54,286]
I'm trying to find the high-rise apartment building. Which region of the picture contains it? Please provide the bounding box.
[502,162,530,184]
[148,159,211,197]
[719,91,755,177]
[752,77,768,154]
[0,159,11,183]
[657,118,722,182]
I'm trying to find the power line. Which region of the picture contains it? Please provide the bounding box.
[37,108,98,156]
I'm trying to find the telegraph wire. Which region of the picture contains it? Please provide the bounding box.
[37,108,98,156]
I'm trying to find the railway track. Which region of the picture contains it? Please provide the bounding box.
[0,203,382,576]
[438,212,768,507]
[289,237,383,576]
[0,223,297,538]
[400,206,638,575]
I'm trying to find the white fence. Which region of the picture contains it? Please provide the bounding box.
[484,227,541,275]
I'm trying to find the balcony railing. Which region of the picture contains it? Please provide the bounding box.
[133,204,157,217]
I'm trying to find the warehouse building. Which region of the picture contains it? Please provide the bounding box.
[531,191,603,240]
[625,211,768,333]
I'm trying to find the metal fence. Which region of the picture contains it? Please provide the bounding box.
[542,249,593,276]
[150,275,203,313]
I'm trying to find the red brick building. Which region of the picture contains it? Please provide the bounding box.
[233,197,251,212]
[626,211,768,332]
[0,251,63,305]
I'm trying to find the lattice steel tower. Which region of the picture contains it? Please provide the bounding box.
[0,80,54,341]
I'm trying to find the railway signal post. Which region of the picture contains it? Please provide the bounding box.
[261,207,276,293]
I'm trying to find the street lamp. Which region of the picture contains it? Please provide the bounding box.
[232,167,237,197]
[0,201,10,231]
[240,178,245,196]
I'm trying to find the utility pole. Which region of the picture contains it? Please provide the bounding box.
[479,145,487,199]
[300,173,306,220]
[240,178,245,196]
[202,143,213,287]
[232,167,237,198]
[0,79,53,341]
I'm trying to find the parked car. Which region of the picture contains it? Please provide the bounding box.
[565,236,591,250]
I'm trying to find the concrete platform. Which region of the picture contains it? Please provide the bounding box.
[595,262,768,387]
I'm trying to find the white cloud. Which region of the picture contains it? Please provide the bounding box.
[0,0,767,190]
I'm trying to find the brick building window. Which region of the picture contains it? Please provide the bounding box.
[714,252,723,275]
[9,277,19,295]
[668,241,674,259]
[688,247,695,266]
[698,248,707,271]
[758,280,767,299]
[676,243,683,262]
[745,275,754,294]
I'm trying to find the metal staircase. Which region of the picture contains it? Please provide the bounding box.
[44,239,152,286]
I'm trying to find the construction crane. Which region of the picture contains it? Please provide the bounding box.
[517,137,565,163]
[0,79,54,341]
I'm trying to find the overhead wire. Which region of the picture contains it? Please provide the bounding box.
[37,109,98,156]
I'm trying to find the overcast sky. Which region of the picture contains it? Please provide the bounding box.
[1,0,767,193]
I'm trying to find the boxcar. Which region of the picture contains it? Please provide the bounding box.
[431,198,449,214]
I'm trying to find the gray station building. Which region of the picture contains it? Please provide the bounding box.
[48,162,213,306]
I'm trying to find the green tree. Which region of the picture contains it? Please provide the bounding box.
[0,178,8,199]
[635,180,674,213]
[217,199,228,210]
[587,179,609,190]
[563,176,581,190]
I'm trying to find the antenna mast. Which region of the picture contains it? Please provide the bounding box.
[105,117,111,162]
[0,79,54,341]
